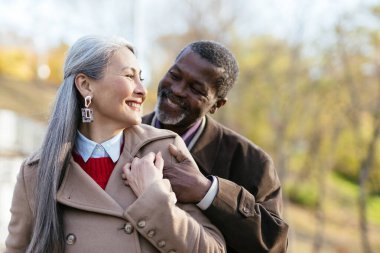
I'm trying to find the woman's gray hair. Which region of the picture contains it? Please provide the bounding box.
[27,35,134,253]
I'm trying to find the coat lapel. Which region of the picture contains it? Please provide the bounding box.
[57,125,177,217]
[105,125,176,209]
[56,157,125,217]
[189,116,222,175]
[143,112,221,175]
[104,126,141,210]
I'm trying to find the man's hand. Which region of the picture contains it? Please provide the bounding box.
[165,144,212,203]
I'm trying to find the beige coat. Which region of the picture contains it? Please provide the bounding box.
[5,124,226,253]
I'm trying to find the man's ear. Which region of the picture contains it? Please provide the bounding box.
[75,73,92,98]
[210,98,227,114]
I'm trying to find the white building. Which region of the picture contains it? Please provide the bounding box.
[0,109,46,251]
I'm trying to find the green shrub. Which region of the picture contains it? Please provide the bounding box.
[285,183,318,208]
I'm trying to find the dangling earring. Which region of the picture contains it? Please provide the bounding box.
[81,95,93,123]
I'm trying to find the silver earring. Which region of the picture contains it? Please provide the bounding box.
[81,95,93,123]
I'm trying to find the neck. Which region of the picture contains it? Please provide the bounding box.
[160,119,202,136]
[160,124,187,136]
[78,123,124,143]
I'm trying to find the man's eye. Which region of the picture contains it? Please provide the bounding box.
[191,86,206,96]
[191,86,200,93]
[169,71,180,80]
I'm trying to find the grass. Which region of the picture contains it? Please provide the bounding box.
[330,172,380,225]
[368,195,380,225]
[331,172,358,198]
[285,171,380,252]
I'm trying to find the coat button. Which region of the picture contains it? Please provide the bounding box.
[147,230,156,238]
[124,222,134,234]
[137,220,146,228]
[243,206,250,214]
[65,233,76,245]
[157,240,166,248]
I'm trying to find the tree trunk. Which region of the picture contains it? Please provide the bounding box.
[358,118,380,253]
[312,176,325,253]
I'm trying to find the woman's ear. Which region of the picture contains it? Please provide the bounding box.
[75,73,92,98]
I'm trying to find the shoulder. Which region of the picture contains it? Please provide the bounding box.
[127,124,188,166]
[21,150,41,179]
[205,118,280,196]
[25,150,41,166]
[12,151,40,206]
[206,116,271,162]
[130,123,178,140]
[125,124,181,156]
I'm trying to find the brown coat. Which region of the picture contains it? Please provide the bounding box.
[143,113,289,253]
[5,124,226,253]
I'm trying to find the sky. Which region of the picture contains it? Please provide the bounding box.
[0,0,378,80]
[0,0,377,48]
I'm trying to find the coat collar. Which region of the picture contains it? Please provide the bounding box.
[190,115,222,175]
[56,124,177,217]
[142,113,222,175]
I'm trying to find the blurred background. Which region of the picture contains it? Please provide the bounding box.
[1,0,380,252]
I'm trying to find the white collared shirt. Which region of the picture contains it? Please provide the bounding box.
[74,131,123,163]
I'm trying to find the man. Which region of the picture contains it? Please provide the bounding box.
[142,40,289,253]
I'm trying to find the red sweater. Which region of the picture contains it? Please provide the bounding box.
[72,152,116,189]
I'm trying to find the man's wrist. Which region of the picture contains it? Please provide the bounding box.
[197,176,218,210]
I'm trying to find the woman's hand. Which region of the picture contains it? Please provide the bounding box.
[122,152,164,197]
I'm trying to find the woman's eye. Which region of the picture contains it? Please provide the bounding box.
[125,74,144,82]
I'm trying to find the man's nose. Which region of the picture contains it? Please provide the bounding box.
[170,81,186,97]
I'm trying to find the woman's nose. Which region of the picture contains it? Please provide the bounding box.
[134,79,147,97]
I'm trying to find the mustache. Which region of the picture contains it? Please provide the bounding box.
[158,89,189,110]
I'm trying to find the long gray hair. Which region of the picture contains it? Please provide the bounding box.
[27,36,134,253]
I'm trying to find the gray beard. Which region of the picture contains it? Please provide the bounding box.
[155,96,187,125]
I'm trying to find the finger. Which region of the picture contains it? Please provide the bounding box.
[122,176,129,186]
[122,163,131,177]
[155,151,164,171]
[145,152,156,162]
[122,163,131,185]
[134,152,155,165]
[168,144,187,162]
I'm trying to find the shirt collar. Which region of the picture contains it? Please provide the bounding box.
[152,114,206,150]
[75,130,123,163]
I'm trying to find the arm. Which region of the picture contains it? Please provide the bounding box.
[206,168,288,253]
[165,146,289,253]
[5,161,34,253]
[121,137,226,253]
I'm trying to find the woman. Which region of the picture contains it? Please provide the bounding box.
[5,36,225,253]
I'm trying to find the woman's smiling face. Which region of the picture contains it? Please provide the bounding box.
[90,47,147,129]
